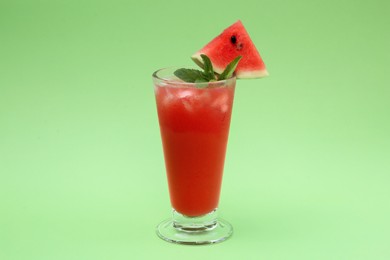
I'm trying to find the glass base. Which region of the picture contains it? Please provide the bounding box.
[156,209,233,245]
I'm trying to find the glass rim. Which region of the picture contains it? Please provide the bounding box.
[152,67,236,87]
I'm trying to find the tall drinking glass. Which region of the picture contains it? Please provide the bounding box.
[153,67,235,245]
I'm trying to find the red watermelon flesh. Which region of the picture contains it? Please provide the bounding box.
[192,20,268,79]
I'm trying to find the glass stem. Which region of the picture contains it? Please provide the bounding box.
[172,209,218,232]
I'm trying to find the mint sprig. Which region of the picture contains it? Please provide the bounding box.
[173,68,208,83]
[217,56,242,80]
[200,54,215,80]
[174,54,241,86]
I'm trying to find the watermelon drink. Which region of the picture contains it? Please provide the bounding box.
[153,67,235,244]
[153,20,268,245]
[155,70,235,216]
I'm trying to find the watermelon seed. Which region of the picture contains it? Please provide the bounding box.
[230,35,237,44]
[230,35,243,50]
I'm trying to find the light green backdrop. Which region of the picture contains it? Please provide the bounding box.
[1,0,389,259]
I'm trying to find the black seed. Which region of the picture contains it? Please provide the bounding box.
[230,35,237,44]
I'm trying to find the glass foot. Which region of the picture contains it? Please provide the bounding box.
[156,209,233,245]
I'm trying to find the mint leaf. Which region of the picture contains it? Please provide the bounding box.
[194,78,209,89]
[218,56,242,80]
[195,78,208,83]
[174,54,242,86]
[174,55,216,84]
[174,68,207,83]
[200,54,215,80]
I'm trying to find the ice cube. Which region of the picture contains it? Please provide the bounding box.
[177,90,193,99]
[162,88,175,106]
[182,99,193,112]
[177,90,196,112]
[212,93,229,108]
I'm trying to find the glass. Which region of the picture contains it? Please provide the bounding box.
[152,67,235,245]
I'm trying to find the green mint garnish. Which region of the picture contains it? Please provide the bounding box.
[173,68,207,83]
[174,54,242,87]
[200,54,215,80]
[218,56,242,80]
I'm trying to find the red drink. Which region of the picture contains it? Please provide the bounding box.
[153,20,265,245]
[154,78,235,217]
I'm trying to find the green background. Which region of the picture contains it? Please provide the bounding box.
[1,0,389,259]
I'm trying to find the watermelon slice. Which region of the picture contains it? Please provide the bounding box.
[192,20,268,79]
